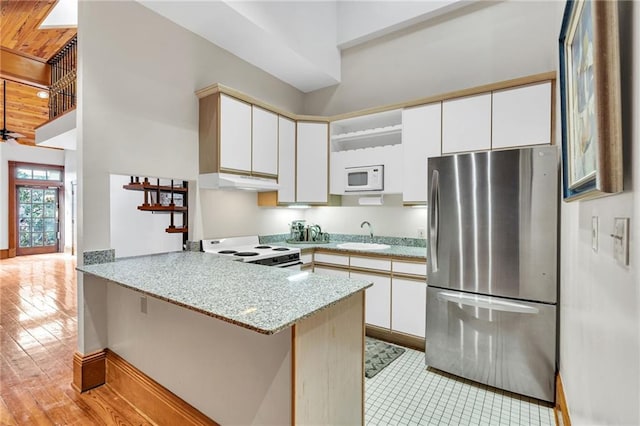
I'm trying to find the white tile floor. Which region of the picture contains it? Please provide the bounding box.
[365,345,556,426]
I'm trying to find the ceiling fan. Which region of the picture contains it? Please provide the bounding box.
[1,80,26,143]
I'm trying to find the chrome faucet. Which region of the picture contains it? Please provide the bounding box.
[360,221,373,243]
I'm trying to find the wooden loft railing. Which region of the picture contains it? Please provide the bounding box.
[48,35,77,119]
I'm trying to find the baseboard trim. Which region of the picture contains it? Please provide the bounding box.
[366,325,425,352]
[0,249,8,259]
[106,350,219,426]
[72,350,107,392]
[555,374,571,426]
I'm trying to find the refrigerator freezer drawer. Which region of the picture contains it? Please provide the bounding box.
[425,287,556,402]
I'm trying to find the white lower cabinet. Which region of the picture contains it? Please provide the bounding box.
[391,277,426,338]
[312,252,426,341]
[351,271,391,329]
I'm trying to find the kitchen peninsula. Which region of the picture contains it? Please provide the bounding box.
[78,251,371,425]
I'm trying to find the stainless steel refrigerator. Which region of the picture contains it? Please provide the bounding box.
[426,146,558,402]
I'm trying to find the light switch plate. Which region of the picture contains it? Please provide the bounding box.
[592,216,598,252]
[613,217,630,266]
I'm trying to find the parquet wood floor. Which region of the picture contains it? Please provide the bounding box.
[0,254,153,425]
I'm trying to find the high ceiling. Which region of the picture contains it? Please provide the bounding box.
[0,0,77,146]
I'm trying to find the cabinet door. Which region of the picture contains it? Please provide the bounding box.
[492,82,552,149]
[252,106,278,176]
[402,103,442,203]
[296,122,328,203]
[442,93,491,154]
[313,266,350,278]
[391,277,426,338]
[351,271,391,329]
[278,116,296,203]
[219,94,252,172]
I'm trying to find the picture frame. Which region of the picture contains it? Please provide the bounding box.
[558,0,623,201]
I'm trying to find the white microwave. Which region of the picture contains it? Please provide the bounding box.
[345,165,384,192]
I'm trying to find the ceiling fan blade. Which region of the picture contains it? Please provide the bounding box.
[7,131,25,139]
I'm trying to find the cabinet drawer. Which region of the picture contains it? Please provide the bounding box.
[314,252,349,266]
[314,265,350,278]
[300,253,313,264]
[392,260,427,277]
[350,256,391,272]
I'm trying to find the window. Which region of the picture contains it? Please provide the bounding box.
[15,166,63,181]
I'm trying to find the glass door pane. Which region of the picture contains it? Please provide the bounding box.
[16,186,59,254]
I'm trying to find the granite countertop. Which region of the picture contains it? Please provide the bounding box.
[274,241,427,259]
[78,251,372,335]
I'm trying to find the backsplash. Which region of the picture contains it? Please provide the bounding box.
[260,233,426,248]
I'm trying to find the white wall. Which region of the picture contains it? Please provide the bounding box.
[559,2,640,424]
[199,189,302,239]
[0,143,65,250]
[337,0,467,48]
[225,1,340,89]
[79,0,303,255]
[109,175,183,258]
[304,1,563,116]
[63,150,76,253]
[107,283,292,425]
[78,0,303,354]
[304,197,427,239]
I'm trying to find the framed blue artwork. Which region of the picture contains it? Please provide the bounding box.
[558,0,623,201]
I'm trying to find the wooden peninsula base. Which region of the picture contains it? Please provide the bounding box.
[75,281,365,426]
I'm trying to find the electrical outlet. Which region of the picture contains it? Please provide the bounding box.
[140,296,147,314]
[612,217,630,266]
[418,228,426,238]
[592,216,598,252]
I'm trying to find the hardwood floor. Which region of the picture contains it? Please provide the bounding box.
[0,253,153,425]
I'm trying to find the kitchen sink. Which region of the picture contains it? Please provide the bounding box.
[336,242,390,250]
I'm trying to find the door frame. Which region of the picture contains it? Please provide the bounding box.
[8,161,65,257]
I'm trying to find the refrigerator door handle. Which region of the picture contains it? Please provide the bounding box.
[436,291,540,314]
[429,169,440,272]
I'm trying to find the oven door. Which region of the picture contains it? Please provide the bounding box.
[277,261,303,270]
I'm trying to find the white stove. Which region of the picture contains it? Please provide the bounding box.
[201,236,302,269]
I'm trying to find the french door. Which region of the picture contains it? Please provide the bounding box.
[8,161,64,257]
[17,186,60,255]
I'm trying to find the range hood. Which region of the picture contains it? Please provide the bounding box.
[198,173,279,191]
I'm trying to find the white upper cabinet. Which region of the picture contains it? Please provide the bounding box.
[297,121,328,203]
[492,82,552,149]
[219,94,252,172]
[251,106,278,176]
[402,102,442,204]
[442,93,492,154]
[277,116,296,203]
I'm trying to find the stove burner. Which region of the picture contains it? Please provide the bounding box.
[234,252,259,257]
[218,250,238,254]
[254,245,272,249]
[272,247,290,251]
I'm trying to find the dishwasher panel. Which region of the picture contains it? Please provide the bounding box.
[425,287,556,402]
